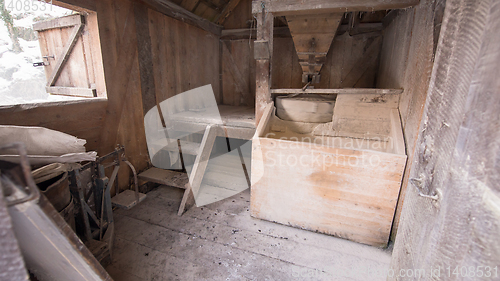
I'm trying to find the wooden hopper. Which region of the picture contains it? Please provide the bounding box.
[286,13,343,83]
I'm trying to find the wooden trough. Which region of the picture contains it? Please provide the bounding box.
[250,90,407,247]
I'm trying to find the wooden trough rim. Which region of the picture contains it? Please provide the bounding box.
[270,88,403,95]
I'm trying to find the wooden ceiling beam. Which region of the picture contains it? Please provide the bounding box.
[215,0,242,25]
[137,0,223,35]
[220,22,383,40]
[192,0,222,13]
[252,0,420,16]
[220,26,291,40]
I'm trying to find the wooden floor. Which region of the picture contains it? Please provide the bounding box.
[105,186,392,281]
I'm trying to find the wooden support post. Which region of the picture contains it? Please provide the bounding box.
[134,2,158,116]
[97,2,139,155]
[255,8,273,126]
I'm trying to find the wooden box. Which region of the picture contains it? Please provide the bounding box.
[250,93,407,247]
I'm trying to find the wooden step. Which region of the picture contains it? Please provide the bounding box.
[111,190,147,210]
[138,167,188,189]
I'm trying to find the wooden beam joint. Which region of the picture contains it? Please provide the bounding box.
[137,0,223,36]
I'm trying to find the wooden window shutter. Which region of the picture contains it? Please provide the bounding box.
[34,14,98,98]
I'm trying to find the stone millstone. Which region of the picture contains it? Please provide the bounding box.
[276,94,335,123]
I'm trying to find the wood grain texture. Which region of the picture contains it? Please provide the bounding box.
[222,34,380,105]
[252,0,420,16]
[45,86,96,97]
[271,37,303,89]
[149,8,220,105]
[221,20,383,105]
[221,40,255,106]
[271,88,403,95]
[137,0,223,35]
[255,10,273,125]
[286,13,342,75]
[390,0,500,276]
[251,136,406,247]
[222,42,254,106]
[0,99,107,152]
[376,2,433,240]
[135,2,158,116]
[222,0,252,29]
[138,168,189,189]
[36,17,93,90]
[46,23,84,87]
[220,33,383,111]
[215,0,242,24]
[33,14,83,31]
[92,0,148,194]
[251,99,406,247]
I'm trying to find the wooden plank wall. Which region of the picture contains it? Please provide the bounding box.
[149,9,220,105]
[221,40,256,105]
[390,0,500,275]
[376,1,437,240]
[0,0,220,192]
[313,33,382,89]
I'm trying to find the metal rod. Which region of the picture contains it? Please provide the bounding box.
[122,160,139,204]
[100,165,119,240]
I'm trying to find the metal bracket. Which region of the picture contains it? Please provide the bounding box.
[410,177,440,201]
[33,55,54,67]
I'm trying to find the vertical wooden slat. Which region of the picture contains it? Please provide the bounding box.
[46,23,83,86]
[255,9,273,125]
[97,0,140,155]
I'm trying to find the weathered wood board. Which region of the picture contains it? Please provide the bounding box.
[389,0,500,276]
[36,13,106,98]
[251,96,406,247]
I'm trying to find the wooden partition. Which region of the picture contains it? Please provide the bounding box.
[149,9,221,105]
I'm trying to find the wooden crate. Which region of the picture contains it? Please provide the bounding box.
[250,93,406,247]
